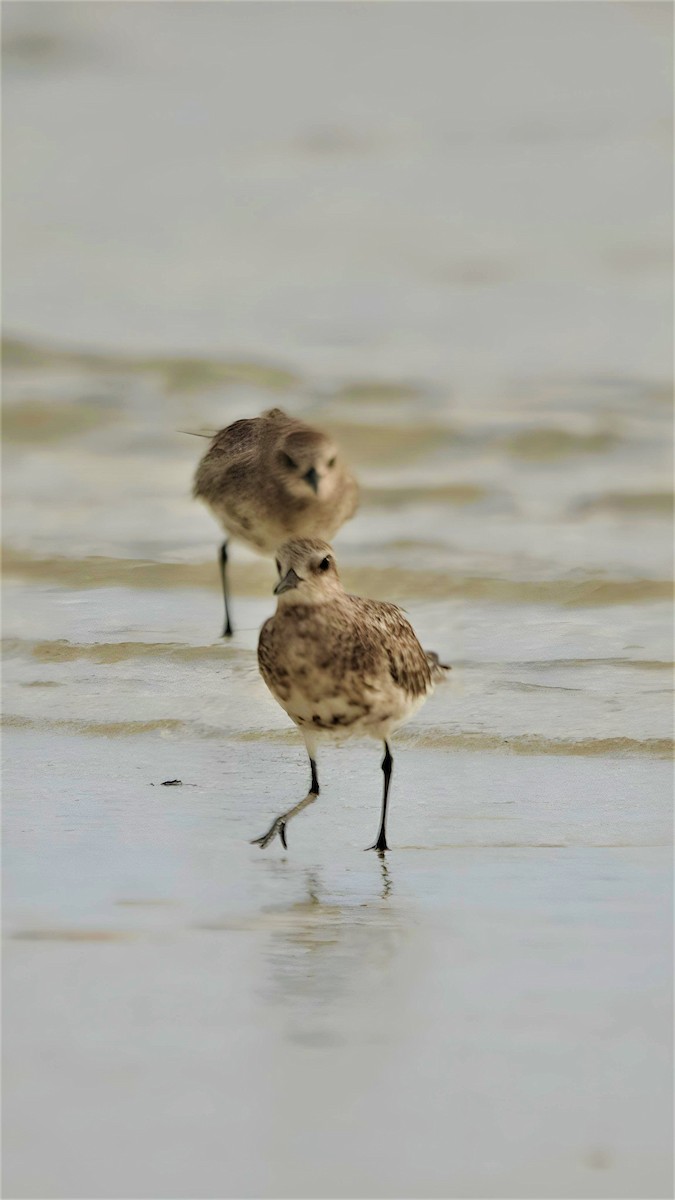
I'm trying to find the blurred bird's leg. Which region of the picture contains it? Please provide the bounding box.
[366,740,392,853]
[219,541,233,637]
[251,754,320,850]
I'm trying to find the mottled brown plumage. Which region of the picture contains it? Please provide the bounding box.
[194,408,358,551]
[253,538,449,853]
[193,410,358,635]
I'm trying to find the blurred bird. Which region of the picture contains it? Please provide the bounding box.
[253,538,449,853]
[193,409,358,636]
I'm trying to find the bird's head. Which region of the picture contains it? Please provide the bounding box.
[273,429,341,500]
[273,538,343,606]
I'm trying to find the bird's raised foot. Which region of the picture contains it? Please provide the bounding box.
[251,817,287,850]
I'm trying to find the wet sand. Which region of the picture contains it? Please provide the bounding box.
[3,727,672,1200]
[2,3,673,1197]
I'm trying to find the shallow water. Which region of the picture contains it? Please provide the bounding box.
[2,4,673,1198]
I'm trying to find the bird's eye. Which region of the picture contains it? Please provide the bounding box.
[275,559,281,575]
[327,456,336,468]
[318,557,331,571]
[281,452,297,470]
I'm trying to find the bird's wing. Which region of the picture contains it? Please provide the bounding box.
[347,597,433,699]
[205,418,262,459]
[193,418,264,502]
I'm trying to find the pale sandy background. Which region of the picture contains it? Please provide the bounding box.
[2,3,673,1198]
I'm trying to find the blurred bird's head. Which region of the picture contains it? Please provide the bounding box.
[273,428,342,501]
[273,538,343,606]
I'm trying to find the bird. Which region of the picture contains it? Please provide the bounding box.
[253,538,449,853]
[193,409,358,637]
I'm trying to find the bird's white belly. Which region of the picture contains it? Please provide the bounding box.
[278,681,425,743]
[210,498,345,555]
[207,502,272,552]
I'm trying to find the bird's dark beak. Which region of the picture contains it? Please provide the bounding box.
[303,467,319,494]
[274,567,302,595]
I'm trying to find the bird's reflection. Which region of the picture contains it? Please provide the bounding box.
[256,860,402,1044]
[378,854,393,900]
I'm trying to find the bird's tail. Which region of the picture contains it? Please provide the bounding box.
[426,650,451,683]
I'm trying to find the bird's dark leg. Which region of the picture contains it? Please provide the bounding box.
[219,541,233,638]
[366,741,393,853]
[251,757,320,850]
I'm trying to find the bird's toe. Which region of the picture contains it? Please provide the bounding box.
[251,817,285,850]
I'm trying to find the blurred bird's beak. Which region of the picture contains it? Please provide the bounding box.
[303,467,319,494]
[274,567,302,595]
